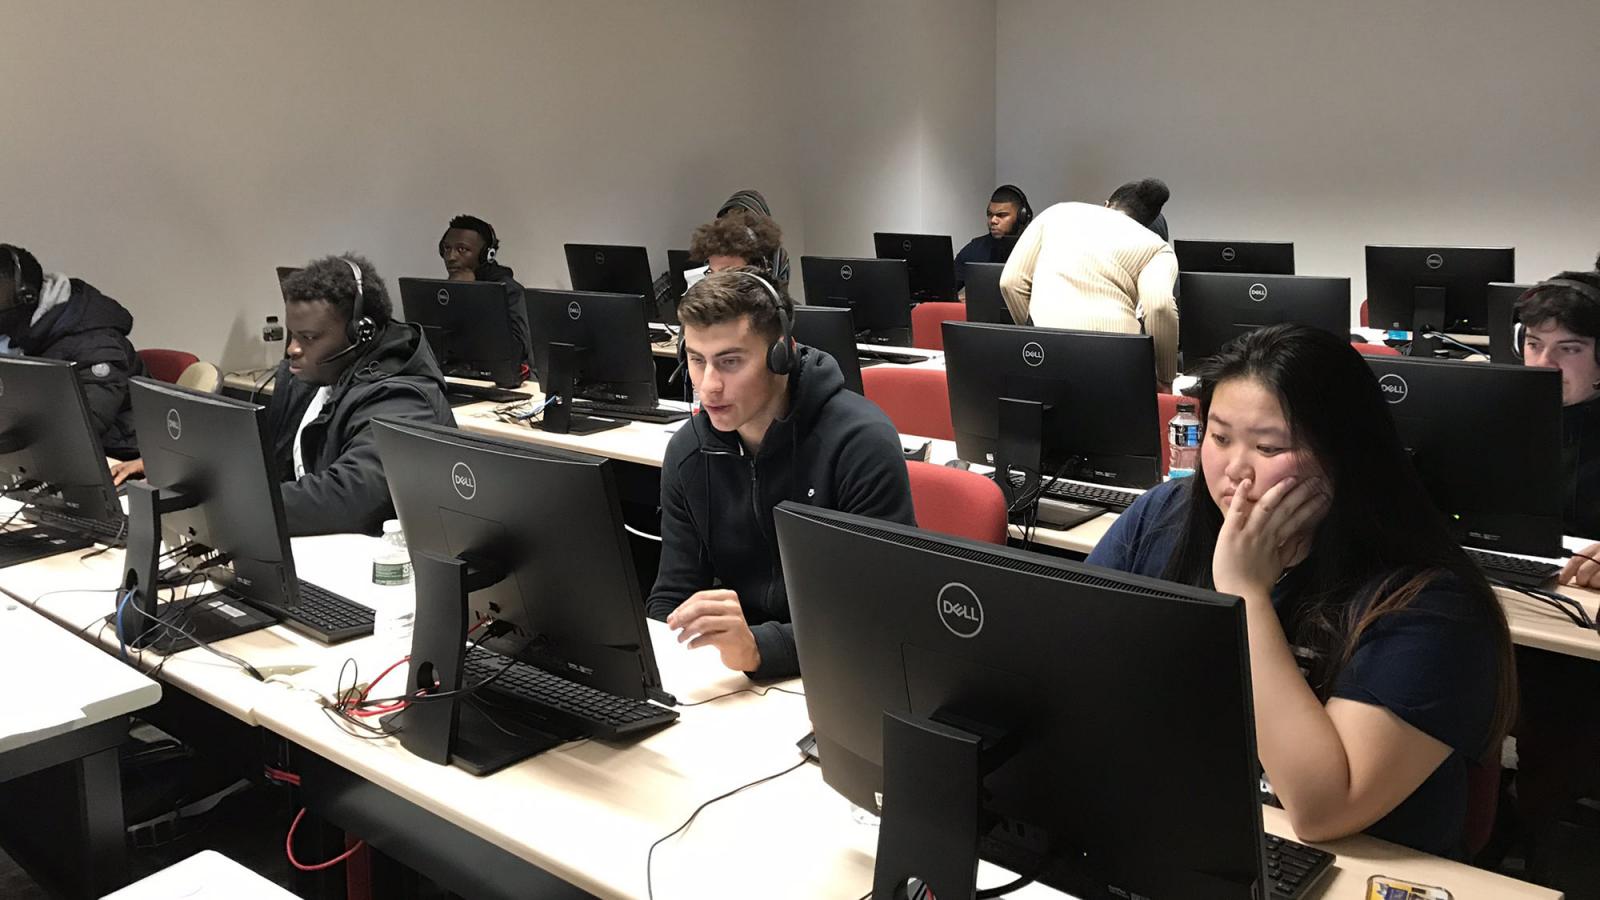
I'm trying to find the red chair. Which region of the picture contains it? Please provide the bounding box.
[138,348,200,384]
[1157,392,1183,476]
[1355,342,1402,357]
[1463,757,1501,858]
[1360,299,1369,328]
[862,366,953,440]
[910,301,966,351]
[905,460,1007,544]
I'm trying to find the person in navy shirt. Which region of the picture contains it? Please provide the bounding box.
[1087,324,1514,859]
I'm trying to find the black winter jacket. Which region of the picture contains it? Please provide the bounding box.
[266,321,455,536]
[12,279,142,457]
[646,345,916,678]
[1561,394,1600,540]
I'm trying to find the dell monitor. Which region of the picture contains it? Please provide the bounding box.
[1486,282,1534,364]
[943,322,1162,498]
[800,256,913,345]
[372,417,675,774]
[775,502,1306,900]
[1178,273,1351,365]
[791,306,864,395]
[398,277,524,388]
[1365,245,1515,340]
[526,289,658,434]
[1174,240,1296,275]
[874,232,957,303]
[565,241,657,301]
[1363,356,1562,557]
[962,262,1016,326]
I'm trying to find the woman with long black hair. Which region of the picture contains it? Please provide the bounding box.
[1088,324,1515,858]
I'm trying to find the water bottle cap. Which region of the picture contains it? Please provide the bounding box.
[1177,400,1196,413]
[382,519,403,534]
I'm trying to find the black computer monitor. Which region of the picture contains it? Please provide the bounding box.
[1363,356,1562,556]
[526,289,657,434]
[0,356,121,525]
[1365,245,1515,338]
[117,379,304,651]
[372,417,671,774]
[791,306,864,395]
[1174,239,1295,275]
[275,266,301,290]
[565,242,654,297]
[800,256,913,345]
[1178,273,1351,365]
[398,277,524,387]
[665,248,703,323]
[1486,282,1534,364]
[774,503,1270,900]
[944,322,1162,491]
[874,232,957,303]
[962,262,1016,325]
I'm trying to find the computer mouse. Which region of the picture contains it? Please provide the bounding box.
[944,459,971,471]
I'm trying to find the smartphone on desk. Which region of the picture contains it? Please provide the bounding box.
[1368,875,1452,899]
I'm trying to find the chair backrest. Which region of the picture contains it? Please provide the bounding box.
[1157,392,1183,476]
[910,301,967,351]
[176,361,221,394]
[1463,756,1500,858]
[1359,298,1369,328]
[138,348,200,384]
[905,460,1007,545]
[1355,341,1402,357]
[861,366,953,441]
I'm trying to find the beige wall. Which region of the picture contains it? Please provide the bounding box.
[1,1,997,368]
[997,0,1600,319]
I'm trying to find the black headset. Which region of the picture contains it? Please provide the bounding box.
[6,246,38,308]
[994,184,1033,234]
[319,257,377,364]
[677,270,795,382]
[439,220,499,267]
[1511,277,1600,363]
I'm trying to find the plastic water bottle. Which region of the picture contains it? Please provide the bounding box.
[371,520,412,586]
[1168,400,1201,479]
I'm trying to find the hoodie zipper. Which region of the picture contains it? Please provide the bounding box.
[747,453,781,617]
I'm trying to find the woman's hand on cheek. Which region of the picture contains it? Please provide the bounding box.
[1213,475,1331,601]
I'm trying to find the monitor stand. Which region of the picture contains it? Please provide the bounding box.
[1411,285,1448,357]
[110,482,275,654]
[390,551,581,776]
[993,397,1044,512]
[535,341,629,436]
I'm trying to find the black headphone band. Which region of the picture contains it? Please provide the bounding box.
[7,247,38,306]
[675,270,795,377]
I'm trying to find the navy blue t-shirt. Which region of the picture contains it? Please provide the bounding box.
[1087,479,1500,858]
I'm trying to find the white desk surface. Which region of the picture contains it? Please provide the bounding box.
[0,597,161,754]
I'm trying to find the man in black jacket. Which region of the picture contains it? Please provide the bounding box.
[648,268,915,679]
[440,215,532,380]
[0,243,142,457]
[115,255,455,536]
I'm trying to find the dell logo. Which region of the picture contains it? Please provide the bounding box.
[436,288,451,306]
[902,239,913,253]
[1426,253,1444,270]
[451,462,477,500]
[166,409,182,441]
[1021,341,1045,367]
[1378,373,1409,403]
[567,301,583,320]
[1248,283,1269,302]
[1221,246,1236,262]
[840,264,853,281]
[937,582,984,638]
[595,251,606,266]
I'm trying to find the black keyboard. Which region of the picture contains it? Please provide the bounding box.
[1465,547,1562,587]
[1264,832,1334,899]
[569,398,690,424]
[856,348,927,365]
[1005,473,1143,512]
[272,580,375,644]
[462,646,678,738]
[25,509,128,544]
[446,383,533,405]
[0,527,92,568]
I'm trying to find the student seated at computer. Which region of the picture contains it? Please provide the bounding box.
[999,179,1179,392]
[683,207,783,290]
[715,189,790,289]
[952,183,1031,292]
[0,243,143,458]
[648,268,915,679]
[439,214,532,380]
[114,255,455,536]
[1087,324,1514,858]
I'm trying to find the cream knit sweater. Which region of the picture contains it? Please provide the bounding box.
[999,202,1180,384]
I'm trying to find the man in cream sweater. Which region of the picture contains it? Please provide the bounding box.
[999,179,1178,392]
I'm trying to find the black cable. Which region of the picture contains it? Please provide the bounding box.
[675,684,806,707]
[645,758,808,900]
[1495,580,1596,630]
[123,597,265,681]
[351,630,508,708]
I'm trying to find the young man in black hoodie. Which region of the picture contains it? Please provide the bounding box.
[649,268,915,679]
[0,244,143,457]
[953,184,1031,292]
[440,215,533,380]
[115,255,455,536]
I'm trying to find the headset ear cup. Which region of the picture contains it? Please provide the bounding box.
[1511,321,1524,360]
[767,305,794,375]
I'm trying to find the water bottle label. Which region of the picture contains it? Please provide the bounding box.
[1168,422,1201,446]
[372,559,412,586]
[1168,467,1195,479]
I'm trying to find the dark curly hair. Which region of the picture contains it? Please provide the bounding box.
[1107,178,1171,228]
[689,210,782,272]
[280,254,392,328]
[1514,266,1600,343]
[0,244,43,297]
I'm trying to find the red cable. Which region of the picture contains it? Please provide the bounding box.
[263,766,302,786]
[286,808,366,872]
